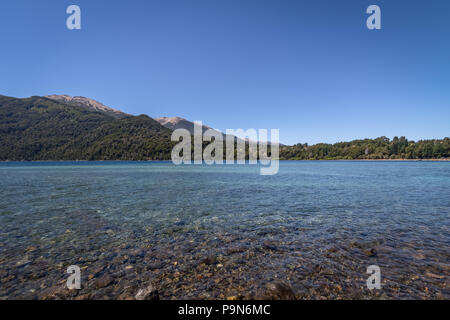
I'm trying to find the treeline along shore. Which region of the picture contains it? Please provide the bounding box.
[279,137,449,160]
[0,94,448,161]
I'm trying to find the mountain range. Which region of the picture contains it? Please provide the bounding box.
[0,94,448,161]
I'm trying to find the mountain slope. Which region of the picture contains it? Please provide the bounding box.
[54,115,175,160]
[0,95,116,160]
[0,95,174,160]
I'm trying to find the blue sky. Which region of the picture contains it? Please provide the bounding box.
[0,0,449,145]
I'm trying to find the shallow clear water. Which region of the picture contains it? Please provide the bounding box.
[0,161,449,299]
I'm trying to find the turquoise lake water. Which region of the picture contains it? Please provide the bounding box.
[0,161,448,299]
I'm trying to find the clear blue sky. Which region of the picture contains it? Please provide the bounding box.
[0,0,449,145]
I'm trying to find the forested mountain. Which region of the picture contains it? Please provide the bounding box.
[0,95,174,160]
[0,94,448,161]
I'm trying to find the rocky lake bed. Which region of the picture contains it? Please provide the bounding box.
[0,161,448,300]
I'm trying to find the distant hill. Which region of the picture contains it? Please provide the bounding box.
[155,116,214,134]
[0,95,174,160]
[155,116,249,144]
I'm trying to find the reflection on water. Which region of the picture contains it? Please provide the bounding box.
[0,161,449,299]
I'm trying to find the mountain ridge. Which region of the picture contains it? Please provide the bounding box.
[155,116,253,145]
[46,94,128,119]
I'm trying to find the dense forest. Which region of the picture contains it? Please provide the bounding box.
[280,137,450,160]
[0,95,448,161]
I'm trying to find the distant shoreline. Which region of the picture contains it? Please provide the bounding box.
[0,159,448,163]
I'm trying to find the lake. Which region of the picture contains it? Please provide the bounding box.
[0,161,448,299]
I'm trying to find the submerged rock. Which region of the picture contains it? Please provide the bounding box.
[263,242,278,251]
[263,281,296,300]
[135,284,159,300]
[96,275,114,288]
[38,285,74,300]
[363,248,377,257]
[201,256,217,265]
